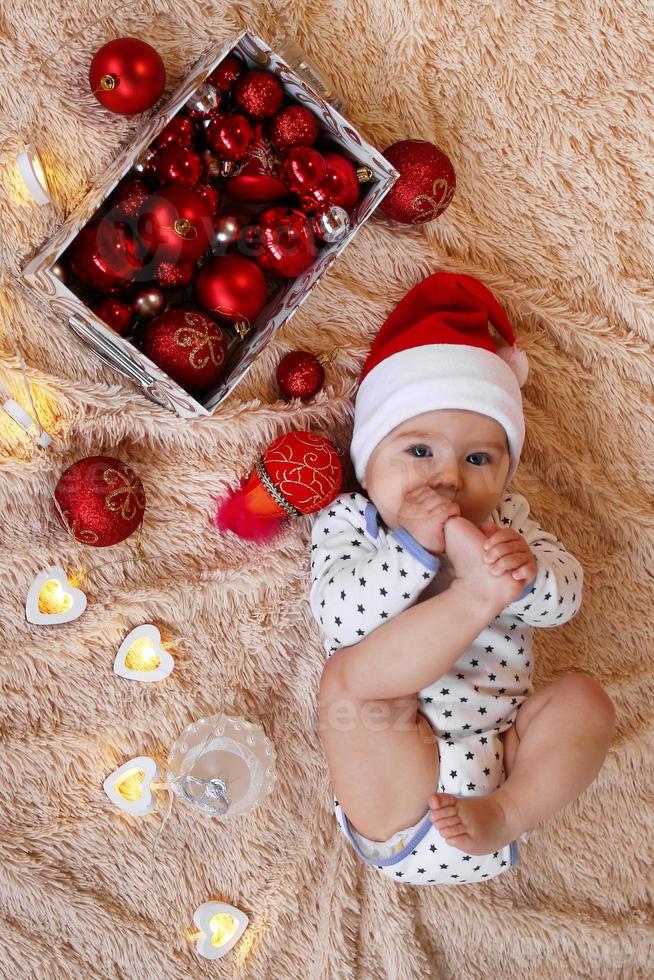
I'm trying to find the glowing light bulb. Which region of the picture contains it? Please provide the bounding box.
[115,768,145,801]
[16,144,51,205]
[38,579,73,615]
[124,637,161,672]
[209,913,239,948]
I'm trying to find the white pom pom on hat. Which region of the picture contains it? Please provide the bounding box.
[350,271,529,487]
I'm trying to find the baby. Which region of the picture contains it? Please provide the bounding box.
[309,271,615,886]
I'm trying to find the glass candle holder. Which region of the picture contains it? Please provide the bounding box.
[167,714,277,817]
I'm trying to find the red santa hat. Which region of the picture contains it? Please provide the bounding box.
[350,271,529,486]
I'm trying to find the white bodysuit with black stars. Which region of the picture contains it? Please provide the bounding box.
[310,490,583,886]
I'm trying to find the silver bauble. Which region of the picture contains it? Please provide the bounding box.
[210,215,244,255]
[133,288,165,319]
[186,82,220,118]
[313,205,351,243]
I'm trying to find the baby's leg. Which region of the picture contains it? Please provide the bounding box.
[318,656,439,842]
[429,673,616,854]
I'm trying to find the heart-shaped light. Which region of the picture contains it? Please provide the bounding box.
[25,566,87,625]
[193,901,249,960]
[113,624,174,683]
[103,755,159,815]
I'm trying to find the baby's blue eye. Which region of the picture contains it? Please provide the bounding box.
[467,453,491,466]
[407,445,432,458]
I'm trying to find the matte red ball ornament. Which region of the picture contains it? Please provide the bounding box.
[268,105,320,152]
[140,308,228,396]
[89,38,165,115]
[276,350,325,400]
[69,220,144,294]
[222,139,288,203]
[155,113,196,149]
[137,185,212,264]
[206,112,254,161]
[232,69,284,120]
[152,145,203,186]
[379,139,456,224]
[195,254,267,326]
[194,182,221,218]
[282,146,327,194]
[214,430,343,543]
[207,54,244,94]
[91,297,134,335]
[252,206,318,278]
[54,455,146,547]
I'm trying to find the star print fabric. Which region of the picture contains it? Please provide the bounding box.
[310,491,584,884]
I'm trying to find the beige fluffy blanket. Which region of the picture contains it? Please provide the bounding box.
[1,1,652,977]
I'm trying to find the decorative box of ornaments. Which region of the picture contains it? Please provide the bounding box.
[20,30,399,419]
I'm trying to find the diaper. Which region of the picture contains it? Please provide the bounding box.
[334,731,521,886]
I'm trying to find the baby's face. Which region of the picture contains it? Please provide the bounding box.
[361,409,511,530]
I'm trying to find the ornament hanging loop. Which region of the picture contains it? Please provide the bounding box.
[100,74,117,91]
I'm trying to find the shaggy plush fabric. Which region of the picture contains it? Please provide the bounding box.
[1,1,653,977]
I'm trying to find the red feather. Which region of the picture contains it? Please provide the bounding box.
[213,478,287,543]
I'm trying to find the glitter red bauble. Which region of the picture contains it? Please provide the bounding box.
[207,54,244,94]
[276,350,325,400]
[232,69,284,120]
[252,206,317,278]
[155,113,197,149]
[69,220,144,294]
[54,455,146,547]
[282,146,327,194]
[140,309,228,396]
[214,430,342,543]
[107,178,150,220]
[195,254,267,325]
[206,112,254,161]
[152,145,203,186]
[137,185,212,264]
[89,38,165,115]
[152,259,197,290]
[91,297,134,335]
[268,105,320,151]
[379,140,456,224]
[222,139,288,203]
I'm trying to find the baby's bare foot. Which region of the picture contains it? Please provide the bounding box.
[428,792,520,855]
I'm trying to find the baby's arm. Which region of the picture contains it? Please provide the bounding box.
[309,494,439,653]
[499,494,584,626]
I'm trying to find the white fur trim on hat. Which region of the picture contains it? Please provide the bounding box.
[351,344,525,486]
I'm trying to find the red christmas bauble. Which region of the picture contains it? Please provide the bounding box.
[152,259,196,289]
[195,254,267,325]
[107,177,149,220]
[140,309,228,396]
[194,182,221,218]
[222,139,288,203]
[92,297,134,335]
[155,113,197,149]
[304,150,361,214]
[137,185,212,264]
[268,105,320,152]
[282,146,327,194]
[89,38,166,115]
[207,54,244,94]
[69,220,144,294]
[206,112,254,161]
[252,206,317,278]
[152,145,203,186]
[379,140,456,224]
[232,69,284,120]
[276,350,325,400]
[214,430,342,542]
[263,430,342,513]
[54,455,146,547]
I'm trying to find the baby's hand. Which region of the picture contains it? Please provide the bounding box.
[479,521,538,583]
[443,516,531,613]
[396,487,461,556]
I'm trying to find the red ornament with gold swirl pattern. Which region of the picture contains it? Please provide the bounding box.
[214,431,343,542]
[140,309,228,396]
[53,455,146,547]
[379,140,456,224]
